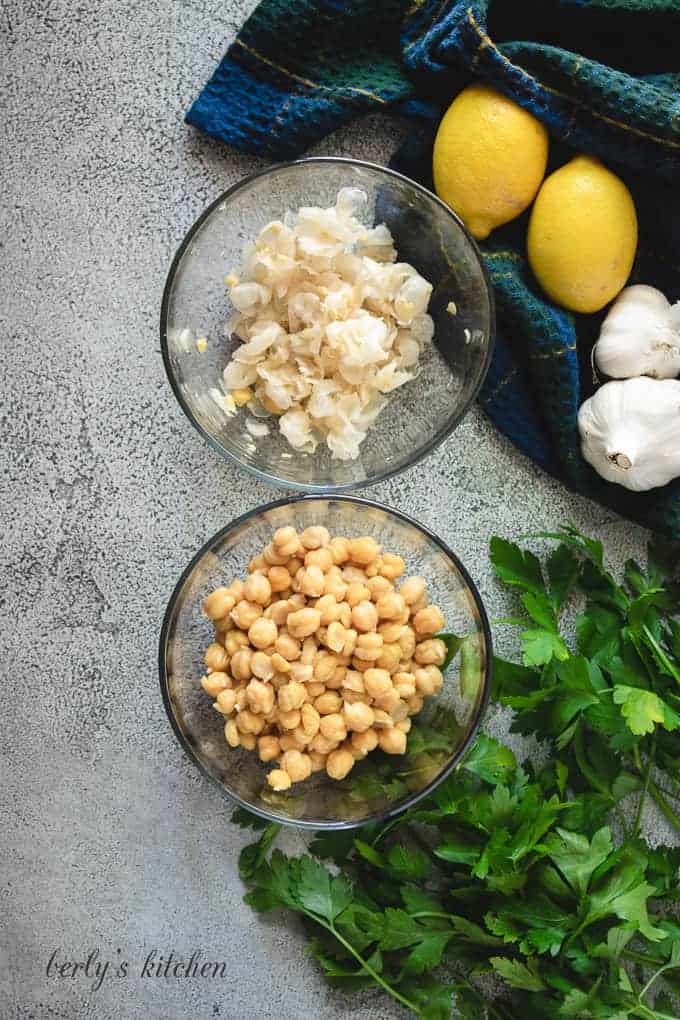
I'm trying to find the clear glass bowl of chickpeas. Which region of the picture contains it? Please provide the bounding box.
[159,496,492,830]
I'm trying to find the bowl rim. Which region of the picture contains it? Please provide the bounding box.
[159,155,496,493]
[158,493,493,831]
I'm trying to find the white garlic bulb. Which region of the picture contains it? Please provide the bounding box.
[594,284,680,379]
[578,377,680,491]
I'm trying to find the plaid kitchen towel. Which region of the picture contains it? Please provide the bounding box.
[187,0,680,537]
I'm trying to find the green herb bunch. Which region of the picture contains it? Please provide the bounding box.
[235,527,680,1019]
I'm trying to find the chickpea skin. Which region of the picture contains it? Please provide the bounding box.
[319,713,347,743]
[378,728,407,755]
[413,605,446,636]
[248,618,278,650]
[258,735,280,762]
[352,600,379,633]
[326,748,354,780]
[344,702,375,733]
[287,607,321,639]
[203,587,236,620]
[267,769,292,791]
[348,537,380,566]
[204,643,229,672]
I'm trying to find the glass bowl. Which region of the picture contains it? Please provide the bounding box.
[159,496,492,830]
[160,157,494,492]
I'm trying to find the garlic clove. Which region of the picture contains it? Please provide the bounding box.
[594,284,680,380]
[578,377,680,491]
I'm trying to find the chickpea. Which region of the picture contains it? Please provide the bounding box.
[287,558,303,578]
[366,575,393,600]
[343,565,368,583]
[391,699,409,723]
[362,668,392,698]
[275,631,301,661]
[204,643,229,672]
[240,732,257,751]
[341,627,358,658]
[319,713,347,743]
[227,579,245,601]
[414,638,446,666]
[373,687,401,714]
[236,709,264,735]
[344,702,375,733]
[315,691,343,715]
[308,749,328,772]
[354,633,383,661]
[270,652,291,674]
[378,727,407,755]
[246,679,275,715]
[311,732,339,754]
[351,656,372,673]
[327,664,346,689]
[326,748,354,780]
[278,708,301,730]
[306,681,326,697]
[213,613,234,633]
[396,718,412,734]
[204,587,236,620]
[233,686,248,711]
[265,599,292,626]
[399,576,425,605]
[316,594,340,625]
[301,703,320,736]
[267,768,292,791]
[300,565,325,598]
[215,688,237,715]
[268,566,292,594]
[324,573,348,601]
[278,681,307,712]
[305,547,333,572]
[372,708,394,728]
[280,750,312,782]
[364,559,380,578]
[343,670,364,693]
[224,720,240,747]
[314,652,338,684]
[289,662,313,684]
[342,690,365,705]
[231,600,263,630]
[258,735,280,762]
[248,618,278,650]
[351,600,379,633]
[263,543,291,566]
[399,628,417,659]
[287,607,321,639]
[376,642,402,674]
[300,525,330,550]
[376,592,406,621]
[348,536,380,566]
[415,665,443,696]
[300,636,317,664]
[277,733,296,751]
[406,694,424,716]
[379,621,405,643]
[338,603,352,629]
[273,525,297,550]
[321,622,344,654]
[379,553,405,580]
[201,672,230,698]
[346,582,370,609]
[393,672,416,699]
[329,536,350,564]
[413,605,445,636]
[248,651,272,680]
[270,673,288,690]
[351,728,379,758]
[292,727,314,747]
[248,553,268,574]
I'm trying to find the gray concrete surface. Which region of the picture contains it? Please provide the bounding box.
[0,2,671,1019]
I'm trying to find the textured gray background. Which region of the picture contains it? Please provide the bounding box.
[0,2,667,1019]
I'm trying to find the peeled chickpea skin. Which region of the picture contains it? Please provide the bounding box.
[200,528,450,788]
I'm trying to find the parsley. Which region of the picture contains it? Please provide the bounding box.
[235,526,680,1019]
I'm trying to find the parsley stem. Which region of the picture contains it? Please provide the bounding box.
[632,737,655,838]
[411,910,457,922]
[641,624,680,685]
[648,780,680,833]
[639,959,678,1003]
[622,949,665,968]
[321,919,420,1016]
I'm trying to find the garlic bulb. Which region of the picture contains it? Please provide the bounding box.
[578,377,680,491]
[594,284,680,379]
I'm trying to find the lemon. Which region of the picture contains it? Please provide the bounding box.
[527,156,638,313]
[432,83,549,240]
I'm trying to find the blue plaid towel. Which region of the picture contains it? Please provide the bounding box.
[187,0,680,537]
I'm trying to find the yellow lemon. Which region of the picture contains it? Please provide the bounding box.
[527,155,638,313]
[432,83,549,240]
